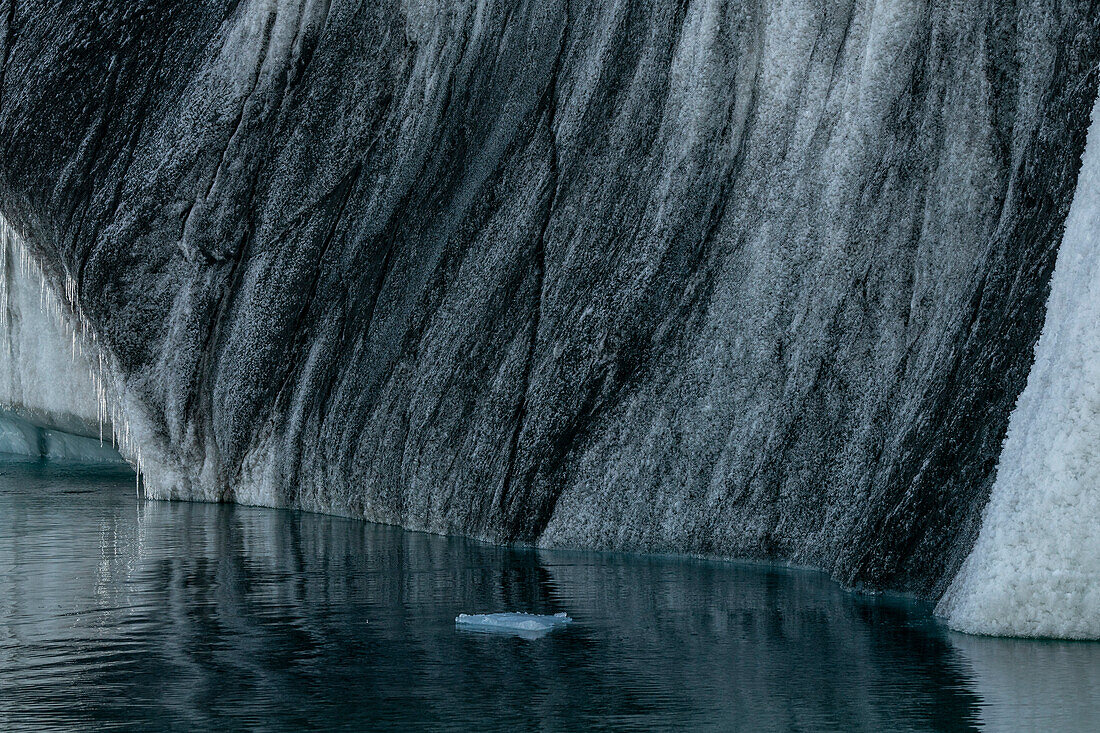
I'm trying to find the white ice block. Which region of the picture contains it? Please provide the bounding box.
[455,612,572,638]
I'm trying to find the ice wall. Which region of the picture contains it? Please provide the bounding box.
[1,1,1099,630]
[937,92,1100,640]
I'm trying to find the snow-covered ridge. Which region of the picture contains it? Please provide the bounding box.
[937,91,1100,640]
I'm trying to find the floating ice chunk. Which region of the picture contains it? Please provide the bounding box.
[455,612,572,638]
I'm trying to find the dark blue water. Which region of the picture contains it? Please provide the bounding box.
[1,462,1098,731]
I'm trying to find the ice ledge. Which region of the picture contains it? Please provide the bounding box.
[0,409,124,464]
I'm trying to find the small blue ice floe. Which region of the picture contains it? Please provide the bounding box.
[455,612,573,639]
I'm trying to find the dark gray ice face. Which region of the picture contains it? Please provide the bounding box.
[0,0,1097,600]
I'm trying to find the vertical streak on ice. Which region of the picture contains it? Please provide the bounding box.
[937,88,1100,639]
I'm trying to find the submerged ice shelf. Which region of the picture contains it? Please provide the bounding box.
[0,409,123,464]
[455,612,573,638]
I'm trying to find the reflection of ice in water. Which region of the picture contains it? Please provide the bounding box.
[950,633,1100,731]
[455,612,572,639]
[6,466,1100,730]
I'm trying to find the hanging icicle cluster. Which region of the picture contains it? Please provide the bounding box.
[0,216,145,496]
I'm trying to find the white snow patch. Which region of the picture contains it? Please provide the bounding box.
[937,89,1100,639]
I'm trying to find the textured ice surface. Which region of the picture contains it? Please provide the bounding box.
[937,90,1100,640]
[455,612,572,638]
[0,410,36,456]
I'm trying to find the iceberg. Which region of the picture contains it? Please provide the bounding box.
[4,0,1100,637]
[455,612,573,639]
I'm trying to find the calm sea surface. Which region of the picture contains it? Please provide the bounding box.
[0,461,1097,731]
